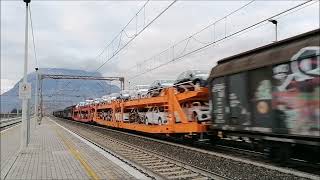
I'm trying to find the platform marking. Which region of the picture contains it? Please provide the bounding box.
[54,125,100,180]
[0,149,20,180]
[51,118,150,180]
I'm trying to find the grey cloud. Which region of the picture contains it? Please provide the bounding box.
[1,1,319,91]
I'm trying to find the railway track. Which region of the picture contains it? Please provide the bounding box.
[0,117,21,131]
[53,117,319,180]
[189,138,320,176]
[53,118,226,180]
[84,129,224,180]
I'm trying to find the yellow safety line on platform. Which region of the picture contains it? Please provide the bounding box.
[54,125,100,180]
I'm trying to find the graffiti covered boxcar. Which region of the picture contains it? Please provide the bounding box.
[208,29,319,161]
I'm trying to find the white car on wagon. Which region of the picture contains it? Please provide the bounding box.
[145,106,167,125]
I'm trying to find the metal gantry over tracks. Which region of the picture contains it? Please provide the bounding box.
[35,74,125,122]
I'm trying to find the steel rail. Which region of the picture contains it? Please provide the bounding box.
[54,117,229,180]
[0,118,22,130]
[53,116,320,180]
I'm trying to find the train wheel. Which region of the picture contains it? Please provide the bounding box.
[268,142,291,164]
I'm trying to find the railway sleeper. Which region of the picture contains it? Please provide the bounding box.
[153,167,182,172]
[131,152,150,156]
[138,158,160,163]
[160,170,190,176]
[120,151,143,156]
[131,154,152,159]
[134,157,156,161]
[119,149,141,153]
[129,152,148,156]
[142,161,167,167]
[150,163,174,169]
[192,177,210,180]
[167,173,199,179]
[147,162,171,168]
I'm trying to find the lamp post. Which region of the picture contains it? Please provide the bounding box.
[21,0,31,148]
[269,19,278,42]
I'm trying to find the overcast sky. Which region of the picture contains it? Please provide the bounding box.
[1,0,319,94]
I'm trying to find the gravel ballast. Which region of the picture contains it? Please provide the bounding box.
[55,118,316,180]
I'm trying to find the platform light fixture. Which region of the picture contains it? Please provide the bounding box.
[269,19,278,42]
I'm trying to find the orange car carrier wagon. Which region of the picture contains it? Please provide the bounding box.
[72,87,211,135]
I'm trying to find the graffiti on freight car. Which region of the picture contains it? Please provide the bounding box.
[255,80,272,100]
[274,47,320,91]
[212,81,226,123]
[272,47,320,136]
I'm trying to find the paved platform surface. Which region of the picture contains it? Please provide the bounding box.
[0,117,143,180]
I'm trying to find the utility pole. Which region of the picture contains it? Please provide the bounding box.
[20,0,31,148]
[34,67,39,128]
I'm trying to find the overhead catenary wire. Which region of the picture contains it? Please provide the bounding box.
[53,1,150,97]
[56,0,177,97]
[128,0,314,80]
[122,0,256,73]
[94,0,150,61]
[94,0,178,72]
[28,5,38,68]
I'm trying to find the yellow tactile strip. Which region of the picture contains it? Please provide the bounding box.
[54,126,100,180]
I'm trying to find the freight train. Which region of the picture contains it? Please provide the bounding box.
[53,29,320,162]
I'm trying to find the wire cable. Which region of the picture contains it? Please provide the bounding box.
[122,0,255,73]
[94,0,178,72]
[29,5,39,68]
[94,1,150,60]
[56,1,173,95]
[128,0,314,80]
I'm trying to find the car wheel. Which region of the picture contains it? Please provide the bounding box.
[192,112,199,121]
[177,86,185,93]
[194,80,201,90]
[158,117,162,124]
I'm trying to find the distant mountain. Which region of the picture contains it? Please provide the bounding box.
[0,68,120,113]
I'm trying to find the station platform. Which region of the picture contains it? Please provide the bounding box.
[1,117,148,180]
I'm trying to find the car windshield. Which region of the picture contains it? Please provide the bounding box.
[192,70,208,75]
[136,85,149,89]
[110,93,119,96]
[160,80,174,84]
[192,101,209,106]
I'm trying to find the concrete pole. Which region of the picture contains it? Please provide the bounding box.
[21,0,31,148]
[34,68,39,128]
